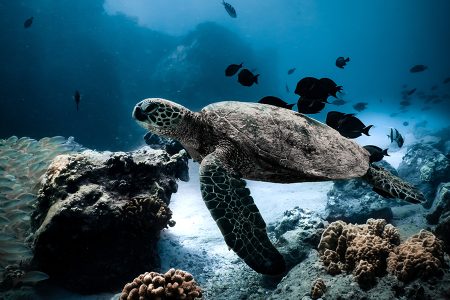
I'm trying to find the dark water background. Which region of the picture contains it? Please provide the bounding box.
[0,0,449,151]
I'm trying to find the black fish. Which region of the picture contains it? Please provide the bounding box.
[24,17,33,28]
[409,64,427,73]
[326,111,373,138]
[443,77,450,84]
[259,96,295,110]
[294,77,328,101]
[319,77,342,98]
[330,99,347,106]
[406,88,416,96]
[433,98,443,104]
[403,121,409,126]
[363,145,389,163]
[287,68,296,75]
[336,57,350,68]
[222,1,237,18]
[225,63,243,76]
[388,128,404,148]
[400,100,411,107]
[285,83,290,93]
[353,102,368,112]
[73,90,81,111]
[237,69,259,87]
[297,97,325,114]
[326,111,352,129]
[421,106,431,111]
[431,85,438,91]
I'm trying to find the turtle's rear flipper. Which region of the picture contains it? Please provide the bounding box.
[363,164,426,204]
[199,152,286,276]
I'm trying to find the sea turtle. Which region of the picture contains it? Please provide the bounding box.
[132,98,426,276]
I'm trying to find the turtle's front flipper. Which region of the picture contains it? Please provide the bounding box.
[363,164,426,204]
[199,151,286,275]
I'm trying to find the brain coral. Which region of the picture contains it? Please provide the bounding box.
[387,230,445,282]
[120,268,202,300]
[318,219,400,287]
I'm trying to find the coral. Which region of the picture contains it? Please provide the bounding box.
[318,219,400,287]
[120,269,202,300]
[387,230,445,282]
[310,278,326,300]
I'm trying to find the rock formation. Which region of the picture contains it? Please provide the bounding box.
[30,147,189,293]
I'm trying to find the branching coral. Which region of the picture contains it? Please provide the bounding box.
[387,230,445,282]
[120,269,202,300]
[318,219,400,287]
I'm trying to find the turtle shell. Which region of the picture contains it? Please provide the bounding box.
[200,101,370,182]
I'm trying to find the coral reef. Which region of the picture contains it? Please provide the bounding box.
[30,147,189,293]
[324,161,397,223]
[269,250,450,300]
[397,144,450,208]
[310,278,326,300]
[318,219,400,287]
[120,268,202,300]
[0,136,82,287]
[387,230,445,282]
[268,207,325,268]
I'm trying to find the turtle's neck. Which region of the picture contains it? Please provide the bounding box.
[168,112,213,160]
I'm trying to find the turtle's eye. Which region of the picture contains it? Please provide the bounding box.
[144,102,158,113]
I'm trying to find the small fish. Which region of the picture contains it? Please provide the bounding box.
[319,78,343,98]
[285,83,290,93]
[330,99,347,106]
[297,97,325,114]
[295,77,340,101]
[406,88,416,96]
[387,128,404,148]
[431,85,438,91]
[74,90,81,111]
[363,145,389,163]
[326,111,373,138]
[400,100,411,107]
[258,96,295,110]
[336,57,350,68]
[409,64,427,73]
[432,98,443,104]
[443,77,450,84]
[403,121,409,126]
[416,120,428,128]
[421,106,431,111]
[353,102,368,112]
[24,17,33,29]
[222,1,237,18]
[237,69,259,87]
[287,68,296,75]
[225,63,243,76]
[18,271,49,284]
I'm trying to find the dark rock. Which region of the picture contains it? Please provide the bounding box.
[30,147,189,293]
[324,161,398,224]
[398,144,450,208]
[268,207,326,269]
[144,132,187,157]
[427,183,450,225]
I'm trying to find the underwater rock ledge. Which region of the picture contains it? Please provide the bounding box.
[30,147,189,293]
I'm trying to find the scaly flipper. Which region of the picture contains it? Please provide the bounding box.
[199,150,286,275]
[363,164,426,204]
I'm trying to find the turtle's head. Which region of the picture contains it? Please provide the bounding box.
[132,98,189,137]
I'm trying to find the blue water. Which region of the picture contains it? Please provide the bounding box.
[0,0,449,149]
